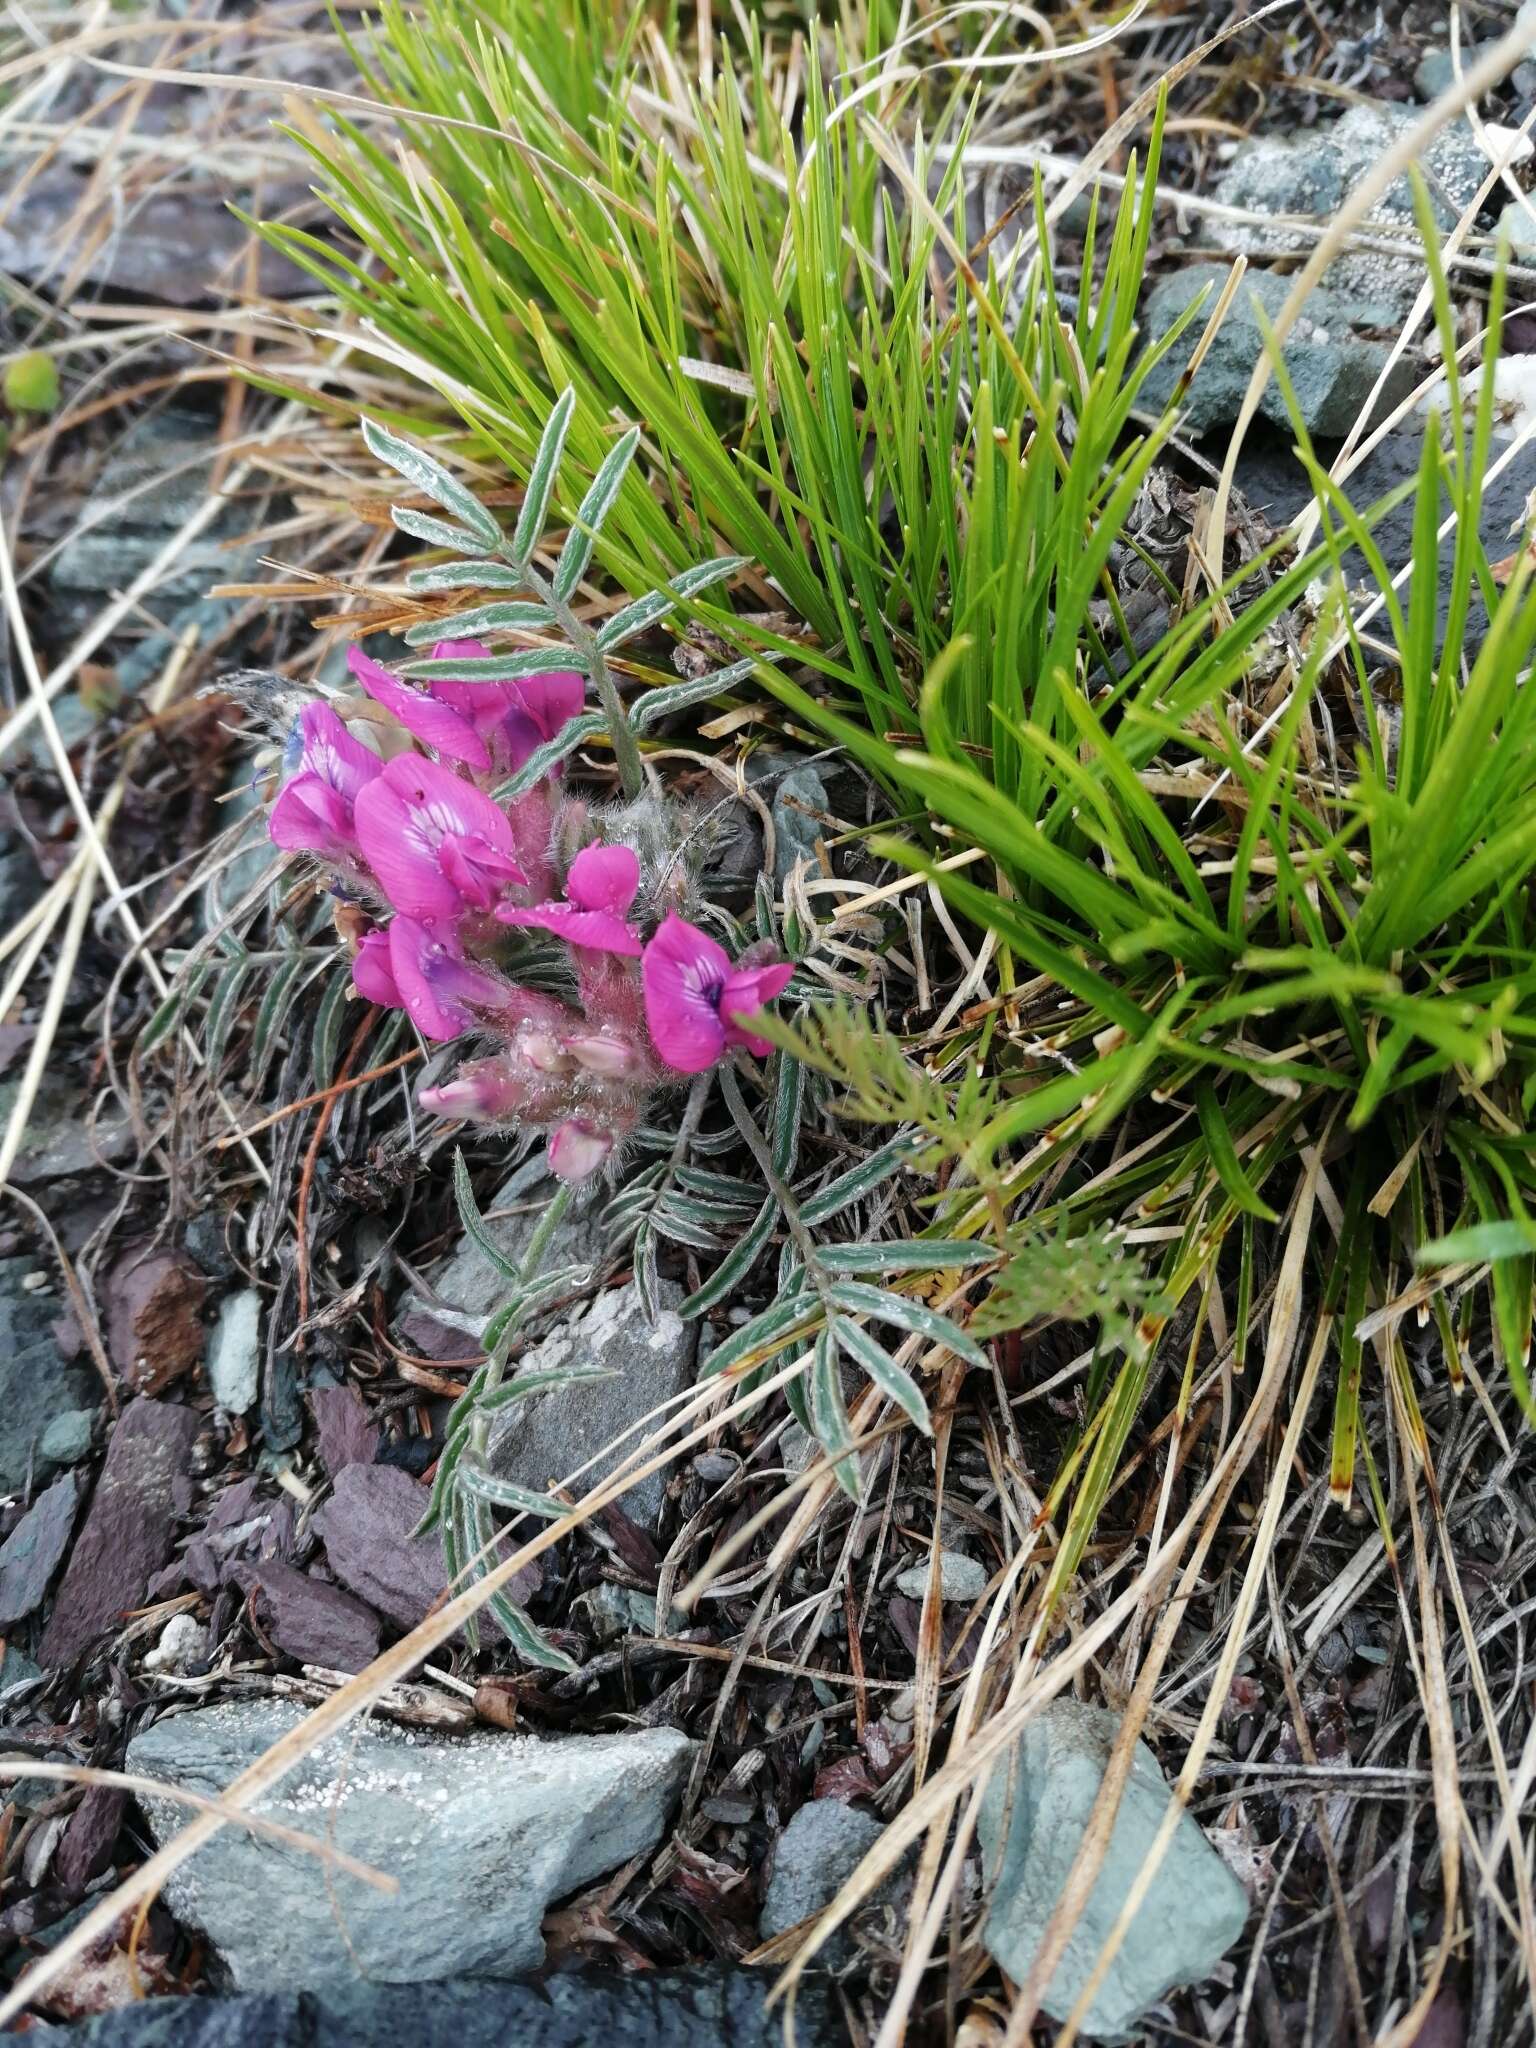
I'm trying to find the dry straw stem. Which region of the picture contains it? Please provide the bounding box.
[1206,14,1536,562]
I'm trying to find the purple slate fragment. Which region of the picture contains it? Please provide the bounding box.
[182,1475,293,1596]
[308,1387,380,1478]
[235,1560,381,1673]
[55,1786,125,1894]
[315,1464,539,1637]
[37,1398,199,1668]
[312,1465,453,1634]
[0,1473,82,1626]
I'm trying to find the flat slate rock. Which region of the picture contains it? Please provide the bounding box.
[231,1560,380,1673]
[43,1969,843,2048]
[38,1399,200,1668]
[0,1259,97,1492]
[308,1387,379,1478]
[0,1471,82,1625]
[314,1463,534,1634]
[125,1700,694,1991]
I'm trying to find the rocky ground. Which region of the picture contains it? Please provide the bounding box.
[2,2,1534,2044]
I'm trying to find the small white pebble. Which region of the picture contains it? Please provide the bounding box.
[144,1613,208,1675]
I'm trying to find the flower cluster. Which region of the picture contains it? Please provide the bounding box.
[268,641,792,1180]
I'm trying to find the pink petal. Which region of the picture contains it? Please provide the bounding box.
[514,669,586,743]
[429,637,493,668]
[548,1118,613,1183]
[387,918,469,1039]
[566,843,639,916]
[438,832,525,911]
[720,959,794,1056]
[498,902,642,956]
[641,914,731,1073]
[386,918,510,1041]
[298,702,383,807]
[383,753,519,854]
[269,773,353,856]
[348,645,490,771]
[353,776,463,923]
[425,641,521,737]
[351,929,403,1008]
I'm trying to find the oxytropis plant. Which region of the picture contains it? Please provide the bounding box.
[264,399,791,1185]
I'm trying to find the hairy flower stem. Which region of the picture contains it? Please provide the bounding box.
[518,559,645,802]
[470,1177,575,1462]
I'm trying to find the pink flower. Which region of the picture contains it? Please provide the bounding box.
[383,916,515,1041]
[268,703,382,859]
[497,843,642,956]
[641,915,793,1073]
[487,668,587,777]
[348,641,585,779]
[351,927,401,1007]
[353,754,525,923]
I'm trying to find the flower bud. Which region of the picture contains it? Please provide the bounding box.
[563,1032,638,1078]
[521,1031,574,1075]
[418,1056,527,1122]
[548,1117,613,1183]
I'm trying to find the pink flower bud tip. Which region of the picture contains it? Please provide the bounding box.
[548,1117,613,1183]
[563,1032,638,1078]
[418,1054,525,1121]
[521,1031,574,1075]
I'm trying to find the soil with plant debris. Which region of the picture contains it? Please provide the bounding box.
[2,2,1535,2045]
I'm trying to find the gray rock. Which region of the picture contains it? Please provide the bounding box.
[125,1700,694,1991]
[0,1074,131,1184]
[978,1699,1248,2041]
[39,1407,95,1466]
[0,1264,96,1494]
[895,1550,990,1604]
[1210,102,1500,325]
[206,1289,261,1415]
[184,1213,238,1282]
[770,763,831,882]
[1139,263,1417,436]
[739,749,833,884]
[400,1156,607,1360]
[1232,417,1535,651]
[488,1280,698,1532]
[1413,49,1459,103]
[760,1800,888,1963]
[0,172,316,311]
[0,1472,81,1624]
[0,845,40,936]
[51,414,252,603]
[574,1582,684,1641]
[56,1969,841,2048]
[1498,197,1536,261]
[0,1644,42,1697]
